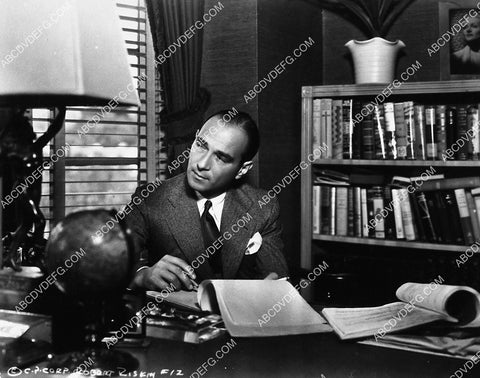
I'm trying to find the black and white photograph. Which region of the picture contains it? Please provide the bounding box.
[1,0,480,377]
[440,0,480,79]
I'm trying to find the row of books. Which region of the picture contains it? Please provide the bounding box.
[312,175,480,245]
[313,99,480,161]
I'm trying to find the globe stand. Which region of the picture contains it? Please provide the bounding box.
[48,298,139,375]
[44,209,140,375]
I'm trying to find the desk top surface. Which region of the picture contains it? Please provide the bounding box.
[120,331,466,378]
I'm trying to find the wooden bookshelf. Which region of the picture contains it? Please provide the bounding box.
[313,159,480,167]
[312,235,467,253]
[300,80,480,271]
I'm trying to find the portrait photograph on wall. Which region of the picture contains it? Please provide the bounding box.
[439,1,480,80]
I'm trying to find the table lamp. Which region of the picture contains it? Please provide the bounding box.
[0,0,139,273]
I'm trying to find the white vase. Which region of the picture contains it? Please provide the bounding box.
[345,37,405,84]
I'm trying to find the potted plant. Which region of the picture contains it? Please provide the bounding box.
[315,0,416,84]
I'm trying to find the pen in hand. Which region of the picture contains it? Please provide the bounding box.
[183,270,199,291]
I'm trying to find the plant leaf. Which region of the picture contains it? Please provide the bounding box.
[362,0,382,33]
[316,0,378,37]
[380,0,415,37]
[378,0,394,25]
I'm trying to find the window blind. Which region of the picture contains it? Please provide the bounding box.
[32,0,164,236]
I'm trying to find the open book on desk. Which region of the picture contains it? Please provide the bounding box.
[322,282,480,340]
[147,280,331,337]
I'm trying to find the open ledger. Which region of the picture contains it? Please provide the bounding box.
[147,280,330,337]
[322,282,480,340]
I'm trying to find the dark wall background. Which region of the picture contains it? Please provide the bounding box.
[201,0,322,268]
[200,0,443,271]
[322,0,442,84]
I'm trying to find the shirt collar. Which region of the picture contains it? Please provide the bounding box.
[196,192,226,207]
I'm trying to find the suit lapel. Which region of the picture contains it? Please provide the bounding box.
[221,186,255,278]
[165,175,213,279]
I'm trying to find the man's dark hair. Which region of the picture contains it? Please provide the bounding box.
[204,110,260,162]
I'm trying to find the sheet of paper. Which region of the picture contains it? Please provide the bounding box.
[396,283,480,324]
[198,280,330,337]
[321,302,447,340]
[0,319,29,338]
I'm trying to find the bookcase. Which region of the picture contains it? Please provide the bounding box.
[301,80,480,303]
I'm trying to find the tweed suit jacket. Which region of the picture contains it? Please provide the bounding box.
[126,173,288,280]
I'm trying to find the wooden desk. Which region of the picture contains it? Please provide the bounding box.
[118,332,465,378]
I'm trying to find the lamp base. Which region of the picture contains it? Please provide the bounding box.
[0,266,44,311]
[47,348,139,376]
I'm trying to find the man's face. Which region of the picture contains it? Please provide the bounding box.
[187,116,250,198]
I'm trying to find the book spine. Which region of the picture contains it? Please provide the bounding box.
[374,105,387,159]
[414,191,437,242]
[372,186,385,238]
[409,190,426,241]
[468,105,479,160]
[431,192,450,243]
[361,102,375,159]
[330,187,336,235]
[324,99,333,158]
[312,185,320,235]
[435,105,447,159]
[313,99,322,152]
[384,103,397,159]
[391,189,405,239]
[413,105,426,160]
[445,106,457,160]
[457,106,468,160]
[366,188,375,238]
[361,188,369,237]
[404,101,415,159]
[472,188,480,236]
[321,186,331,234]
[394,102,407,159]
[354,187,362,237]
[443,191,465,244]
[342,100,352,159]
[347,187,355,236]
[336,187,348,236]
[383,186,396,239]
[352,101,363,159]
[465,190,480,242]
[454,188,475,245]
[332,100,343,159]
[399,188,416,240]
[425,106,437,160]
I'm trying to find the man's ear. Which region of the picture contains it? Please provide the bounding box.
[235,161,253,180]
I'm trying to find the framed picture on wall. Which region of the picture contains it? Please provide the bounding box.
[439,1,480,80]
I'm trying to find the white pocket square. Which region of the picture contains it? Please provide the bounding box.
[245,232,262,255]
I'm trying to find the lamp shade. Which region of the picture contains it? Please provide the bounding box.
[0,0,140,107]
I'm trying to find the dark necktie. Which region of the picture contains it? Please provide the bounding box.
[201,200,222,276]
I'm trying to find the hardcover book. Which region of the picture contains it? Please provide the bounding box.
[332,100,343,159]
[394,102,407,159]
[414,105,426,160]
[435,105,447,159]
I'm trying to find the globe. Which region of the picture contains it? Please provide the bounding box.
[45,209,132,298]
[44,210,139,373]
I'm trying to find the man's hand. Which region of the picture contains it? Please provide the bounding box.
[134,255,196,291]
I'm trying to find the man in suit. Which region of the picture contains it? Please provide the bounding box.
[127,110,288,291]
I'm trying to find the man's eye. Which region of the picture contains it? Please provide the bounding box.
[195,140,207,149]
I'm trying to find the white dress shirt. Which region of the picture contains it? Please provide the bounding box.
[196,192,226,230]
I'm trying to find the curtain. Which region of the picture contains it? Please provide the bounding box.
[146,0,210,176]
